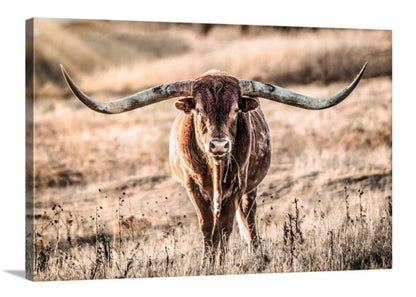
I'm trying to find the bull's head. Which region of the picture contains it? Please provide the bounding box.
[174,71,259,161]
[60,65,367,150]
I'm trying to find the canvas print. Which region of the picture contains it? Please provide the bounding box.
[26,18,392,281]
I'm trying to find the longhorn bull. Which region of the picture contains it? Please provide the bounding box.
[61,63,367,262]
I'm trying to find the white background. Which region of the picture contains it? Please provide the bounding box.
[0,0,414,296]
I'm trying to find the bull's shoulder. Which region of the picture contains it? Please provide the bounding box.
[250,106,269,131]
[169,114,209,179]
[246,107,271,191]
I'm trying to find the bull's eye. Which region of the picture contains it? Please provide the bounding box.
[234,108,239,113]
[195,108,204,122]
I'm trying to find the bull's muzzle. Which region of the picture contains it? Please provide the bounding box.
[208,138,231,158]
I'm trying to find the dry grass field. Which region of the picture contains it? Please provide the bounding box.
[27,18,392,281]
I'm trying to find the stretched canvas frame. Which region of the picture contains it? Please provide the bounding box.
[26,17,392,281]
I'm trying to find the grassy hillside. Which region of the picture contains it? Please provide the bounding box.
[33,19,391,97]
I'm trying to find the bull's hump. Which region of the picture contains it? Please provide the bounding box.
[200,69,230,77]
[203,69,221,74]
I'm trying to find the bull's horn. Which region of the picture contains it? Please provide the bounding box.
[60,64,193,114]
[239,62,367,110]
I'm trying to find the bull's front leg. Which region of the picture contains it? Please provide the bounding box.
[212,197,237,265]
[236,188,260,249]
[185,178,215,263]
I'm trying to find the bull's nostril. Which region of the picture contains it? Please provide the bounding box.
[224,142,229,150]
[210,142,216,151]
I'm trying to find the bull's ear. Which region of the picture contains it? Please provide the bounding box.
[174,97,195,114]
[239,96,259,112]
